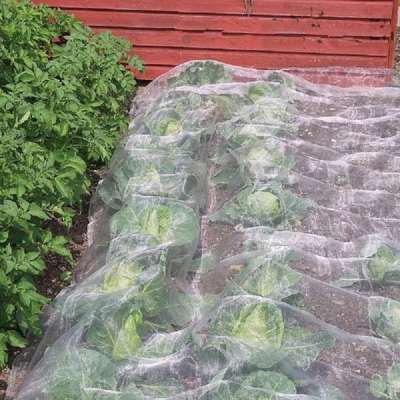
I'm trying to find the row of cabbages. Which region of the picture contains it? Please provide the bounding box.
[15,61,400,400]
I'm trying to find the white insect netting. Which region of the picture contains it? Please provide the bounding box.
[12,61,400,400]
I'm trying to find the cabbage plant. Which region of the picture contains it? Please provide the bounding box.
[232,371,297,399]
[369,297,400,344]
[167,61,233,87]
[367,246,400,284]
[208,297,333,370]
[228,253,301,300]
[209,185,308,227]
[110,198,199,247]
[371,363,400,400]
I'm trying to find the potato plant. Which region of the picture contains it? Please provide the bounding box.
[0,0,142,367]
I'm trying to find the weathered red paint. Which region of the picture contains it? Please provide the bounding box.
[33,0,398,80]
[389,0,400,68]
[81,12,392,37]
[32,0,394,19]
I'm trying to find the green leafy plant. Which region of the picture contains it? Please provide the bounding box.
[153,113,182,136]
[212,375,343,400]
[98,153,204,209]
[247,82,284,102]
[371,363,400,400]
[86,309,144,361]
[209,300,284,369]
[167,60,232,87]
[369,298,400,344]
[46,348,118,400]
[281,325,334,369]
[110,199,199,246]
[102,261,143,294]
[237,144,295,183]
[229,253,301,300]
[367,246,400,284]
[102,256,169,319]
[209,300,279,369]
[47,351,164,400]
[222,124,263,148]
[233,371,297,400]
[0,0,142,368]
[209,187,280,227]
[209,185,309,227]
[209,297,333,370]
[143,100,212,138]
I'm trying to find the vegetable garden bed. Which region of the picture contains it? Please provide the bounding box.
[10,61,400,400]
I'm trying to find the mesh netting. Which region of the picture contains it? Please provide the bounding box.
[12,61,400,400]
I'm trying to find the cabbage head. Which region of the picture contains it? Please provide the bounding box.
[110,200,199,246]
[209,187,282,226]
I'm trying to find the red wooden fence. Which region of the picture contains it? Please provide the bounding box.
[34,0,399,80]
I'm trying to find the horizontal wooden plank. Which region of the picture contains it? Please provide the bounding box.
[75,11,392,37]
[96,29,388,57]
[133,47,388,69]
[33,0,393,19]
